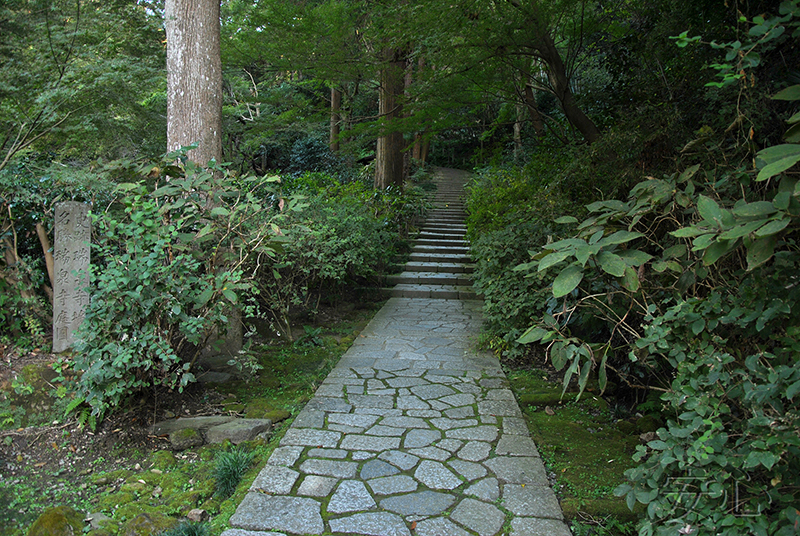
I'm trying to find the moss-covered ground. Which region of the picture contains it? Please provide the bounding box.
[505,368,641,535]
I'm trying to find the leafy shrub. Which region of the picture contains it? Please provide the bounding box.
[71,152,287,419]
[213,446,255,499]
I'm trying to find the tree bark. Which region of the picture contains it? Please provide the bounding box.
[524,81,545,138]
[165,0,223,165]
[374,49,406,189]
[330,87,341,152]
[536,34,600,144]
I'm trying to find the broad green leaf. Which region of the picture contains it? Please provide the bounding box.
[788,111,800,124]
[691,318,706,335]
[784,123,800,143]
[787,379,800,400]
[772,84,800,100]
[552,265,584,298]
[774,191,792,210]
[697,195,724,226]
[598,230,644,247]
[222,289,238,303]
[746,236,777,271]
[597,251,626,277]
[538,250,572,272]
[757,154,800,181]
[554,216,579,224]
[718,220,763,240]
[598,347,609,393]
[550,343,568,370]
[116,182,140,192]
[732,201,778,218]
[618,249,653,266]
[670,226,709,238]
[663,244,687,259]
[195,287,213,309]
[692,233,716,251]
[575,244,599,266]
[577,358,592,395]
[621,265,640,292]
[210,206,231,217]
[517,326,549,344]
[652,261,669,273]
[757,143,800,164]
[754,218,790,237]
[703,239,735,265]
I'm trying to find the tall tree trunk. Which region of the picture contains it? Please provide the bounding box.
[524,81,545,138]
[330,87,341,152]
[536,34,600,144]
[514,103,523,159]
[165,0,223,165]
[375,49,406,189]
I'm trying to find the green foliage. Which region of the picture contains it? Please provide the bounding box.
[159,522,210,536]
[71,152,287,420]
[213,447,255,499]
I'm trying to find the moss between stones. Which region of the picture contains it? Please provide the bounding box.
[636,415,662,433]
[263,409,291,423]
[561,498,642,523]
[517,391,578,408]
[617,420,638,435]
[148,450,178,471]
[97,491,137,512]
[26,505,84,536]
[244,399,275,419]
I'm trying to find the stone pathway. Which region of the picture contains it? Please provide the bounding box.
[222,169,571,536]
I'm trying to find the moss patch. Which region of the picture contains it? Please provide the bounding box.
[506,368,639,524]
[26,505,84,536]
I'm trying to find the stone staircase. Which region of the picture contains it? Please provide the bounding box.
[386,169,479,300]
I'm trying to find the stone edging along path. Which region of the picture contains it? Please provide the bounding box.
[221,169,572,536]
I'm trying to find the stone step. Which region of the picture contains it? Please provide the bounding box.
[418,232,466,241]
[412,244,470,255]
[404,261,474,274]
[386,272,473,286]
[409,252,471,264]
[387,283,480,300]
[415,238,468,247]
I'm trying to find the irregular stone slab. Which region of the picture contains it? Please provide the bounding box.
[446,425,498,442]
[352,451,374,461]
[411,384,457,400]
[483,456,548,485]
[280,429,340,448]
[450,498,505,536]
[477,400,522,417]
[169,428,204,450]
[250,465,299,495]
[430,417,478,430]
[454,383,482,395]
[458,441,492,462]
[479,378,507,389]
[436,438,463,453]
[378,450,420,471]
[445,406,476,418]
[360,459,400,479]
[314,383,345,397]
[340,435,401,452]
[439,394,476,407]
[292,408,326,428]
[415,460,462,490]
[408,446,451,462]
[345,384,364,395]
[367,474,418,495]
[297,475,338,497]
[510,517,573,536]
[308,448,348,459]
[502,484,563,519]
[229,494,323,534]
[495,435,540,457]
[268,446,303,467]
[381,416,430,429]
[404,429,441,449]
[386,377,429,388]
[484,388,516,401]
[307,397,352,413]
[414,517,470,536]
[328,413,379,429]
[206,419,272,444]
[448,459,487,481]
[299,459,358,479]
[366,424,405,437]
[380,490,456,516]
[150,416,234,436]
[328,480,376,513]
[396,395,430,410]
[348,394,395,409]
[466,477,500,502]
[329,512,410,536]
[502,417,530,435]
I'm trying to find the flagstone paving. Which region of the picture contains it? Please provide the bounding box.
[222,169,571,536]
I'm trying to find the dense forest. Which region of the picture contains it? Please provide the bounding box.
[1,0,799,535]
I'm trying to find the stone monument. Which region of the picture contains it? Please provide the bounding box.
[52,202,91,353]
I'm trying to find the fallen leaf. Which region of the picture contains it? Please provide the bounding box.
[544,406,555,416]
[410,521,417,530]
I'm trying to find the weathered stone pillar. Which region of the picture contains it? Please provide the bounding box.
[52,202,90,353]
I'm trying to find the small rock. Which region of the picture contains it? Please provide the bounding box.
[639,431,657,443]
[86,512,113,530]
[163,410,176,419]
[27,506,84,536]
[187,509,209,522]
[169,428,204,451]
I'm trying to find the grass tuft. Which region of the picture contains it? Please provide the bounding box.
[213,446,255,499]
[160,521,211,536]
